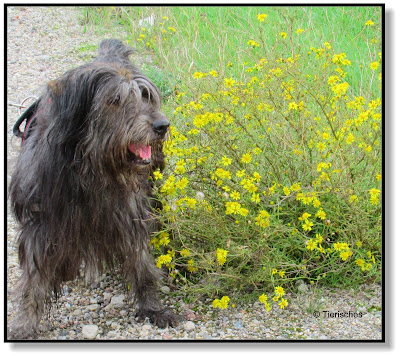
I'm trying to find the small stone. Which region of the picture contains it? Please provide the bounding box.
[184,321,195,332]
[234,321,242,329]
[72,309,82,316]
[162,333,173,340]
[160,286,170,294]
[142,324,152,331]
[103,292,112,303]
[87,304,100,311]
[183,309,196,321]
[120,310,128,317]
[110,294,125,308]
[82,325,98,340]
[298,283,309,293]
[107,330,118,339]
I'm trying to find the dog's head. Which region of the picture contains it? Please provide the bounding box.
[38,39,169,179]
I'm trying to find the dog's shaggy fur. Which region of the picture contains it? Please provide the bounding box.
[8,39,179,339]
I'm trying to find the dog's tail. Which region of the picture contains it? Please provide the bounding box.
[97,39,134,60]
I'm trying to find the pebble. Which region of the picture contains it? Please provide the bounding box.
[82,325,99,339]
[160,286,170,294]
[110,295,125,308]
[298,283,309,293]
[234,321,242,329]
[87,304,100,311]
[184,321,196,332]
[72,309,82,316]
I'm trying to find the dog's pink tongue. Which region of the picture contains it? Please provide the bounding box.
[129,143,151,160]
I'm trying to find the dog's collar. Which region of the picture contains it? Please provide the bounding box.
[13,98,42,144]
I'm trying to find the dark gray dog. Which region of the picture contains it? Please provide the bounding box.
[8,39,178,339]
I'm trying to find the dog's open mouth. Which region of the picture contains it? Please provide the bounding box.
[128,143,152,165]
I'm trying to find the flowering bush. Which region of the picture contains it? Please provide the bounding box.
[86,6,382,310]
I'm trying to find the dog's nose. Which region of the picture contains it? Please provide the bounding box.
[152,118,170,136]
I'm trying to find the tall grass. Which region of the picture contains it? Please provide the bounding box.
[83,6,382,308]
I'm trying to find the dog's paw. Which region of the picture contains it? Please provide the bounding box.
[136,308,181,328]
[7,325,38,340]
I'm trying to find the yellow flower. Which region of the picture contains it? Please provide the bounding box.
[299,212,311,221]
[223,77,236,88]
[153,170,163,180]
[370,62,379,70]
[295,28,304,34]
[272,268,278,275]
[255,210,270,228]
[215,168,231,180]
[315,233,323,244]
[333,242,350,251]
[247,40,261,47]
[212,299,221,308]
[340,250,353,261]
[278,270,285,278]
[280,32,287,39]
[187,259,198,272]
[225,201,242,215]
[241,153,252,164]
[346,133,355,144]
[306,239,317,251]
[302,219,314,231]
[212,296,230,309]
[279,298,288,309]
[216,248,229,266]
[332,82,350,97]
[180,249,191,257]
[274,286,285,297]
[156,254,172,268]
[220,155,232,166]
[355,259,365,267]
[158,232,170,246]
[219,296,230,309]
[369,188,381,205]
[283,186,290,196]
[253,172,262,181]
[193,71,206,79]
[365,20,375,26]
[175,177,188,190]
[259,294,268,304]
[290,183,301,191]
[316,142,326,152]
[257,13,268,22]
[315,209,326,220]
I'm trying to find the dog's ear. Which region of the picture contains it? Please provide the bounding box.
[97,39,134,61]
[44,69,111,161]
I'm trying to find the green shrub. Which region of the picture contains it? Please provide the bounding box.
[83,6,382,309]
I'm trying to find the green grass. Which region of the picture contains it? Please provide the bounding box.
[82,6,381,96]
[82,6,382,306]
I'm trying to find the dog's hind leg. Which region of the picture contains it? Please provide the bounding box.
[7,268,50,340]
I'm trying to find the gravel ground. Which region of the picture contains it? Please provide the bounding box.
[6,6,382,341]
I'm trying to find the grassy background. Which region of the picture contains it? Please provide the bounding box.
[82,6,382,305]
[83,6,381,96]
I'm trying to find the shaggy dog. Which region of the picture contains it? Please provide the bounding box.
[8,39,179,339]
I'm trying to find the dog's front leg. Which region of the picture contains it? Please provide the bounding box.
[128,250,180,328]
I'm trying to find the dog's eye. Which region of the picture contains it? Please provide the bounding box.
[108,94,120,106]
[141,88,152,103]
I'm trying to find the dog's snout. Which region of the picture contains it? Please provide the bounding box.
[152,118,170,136]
